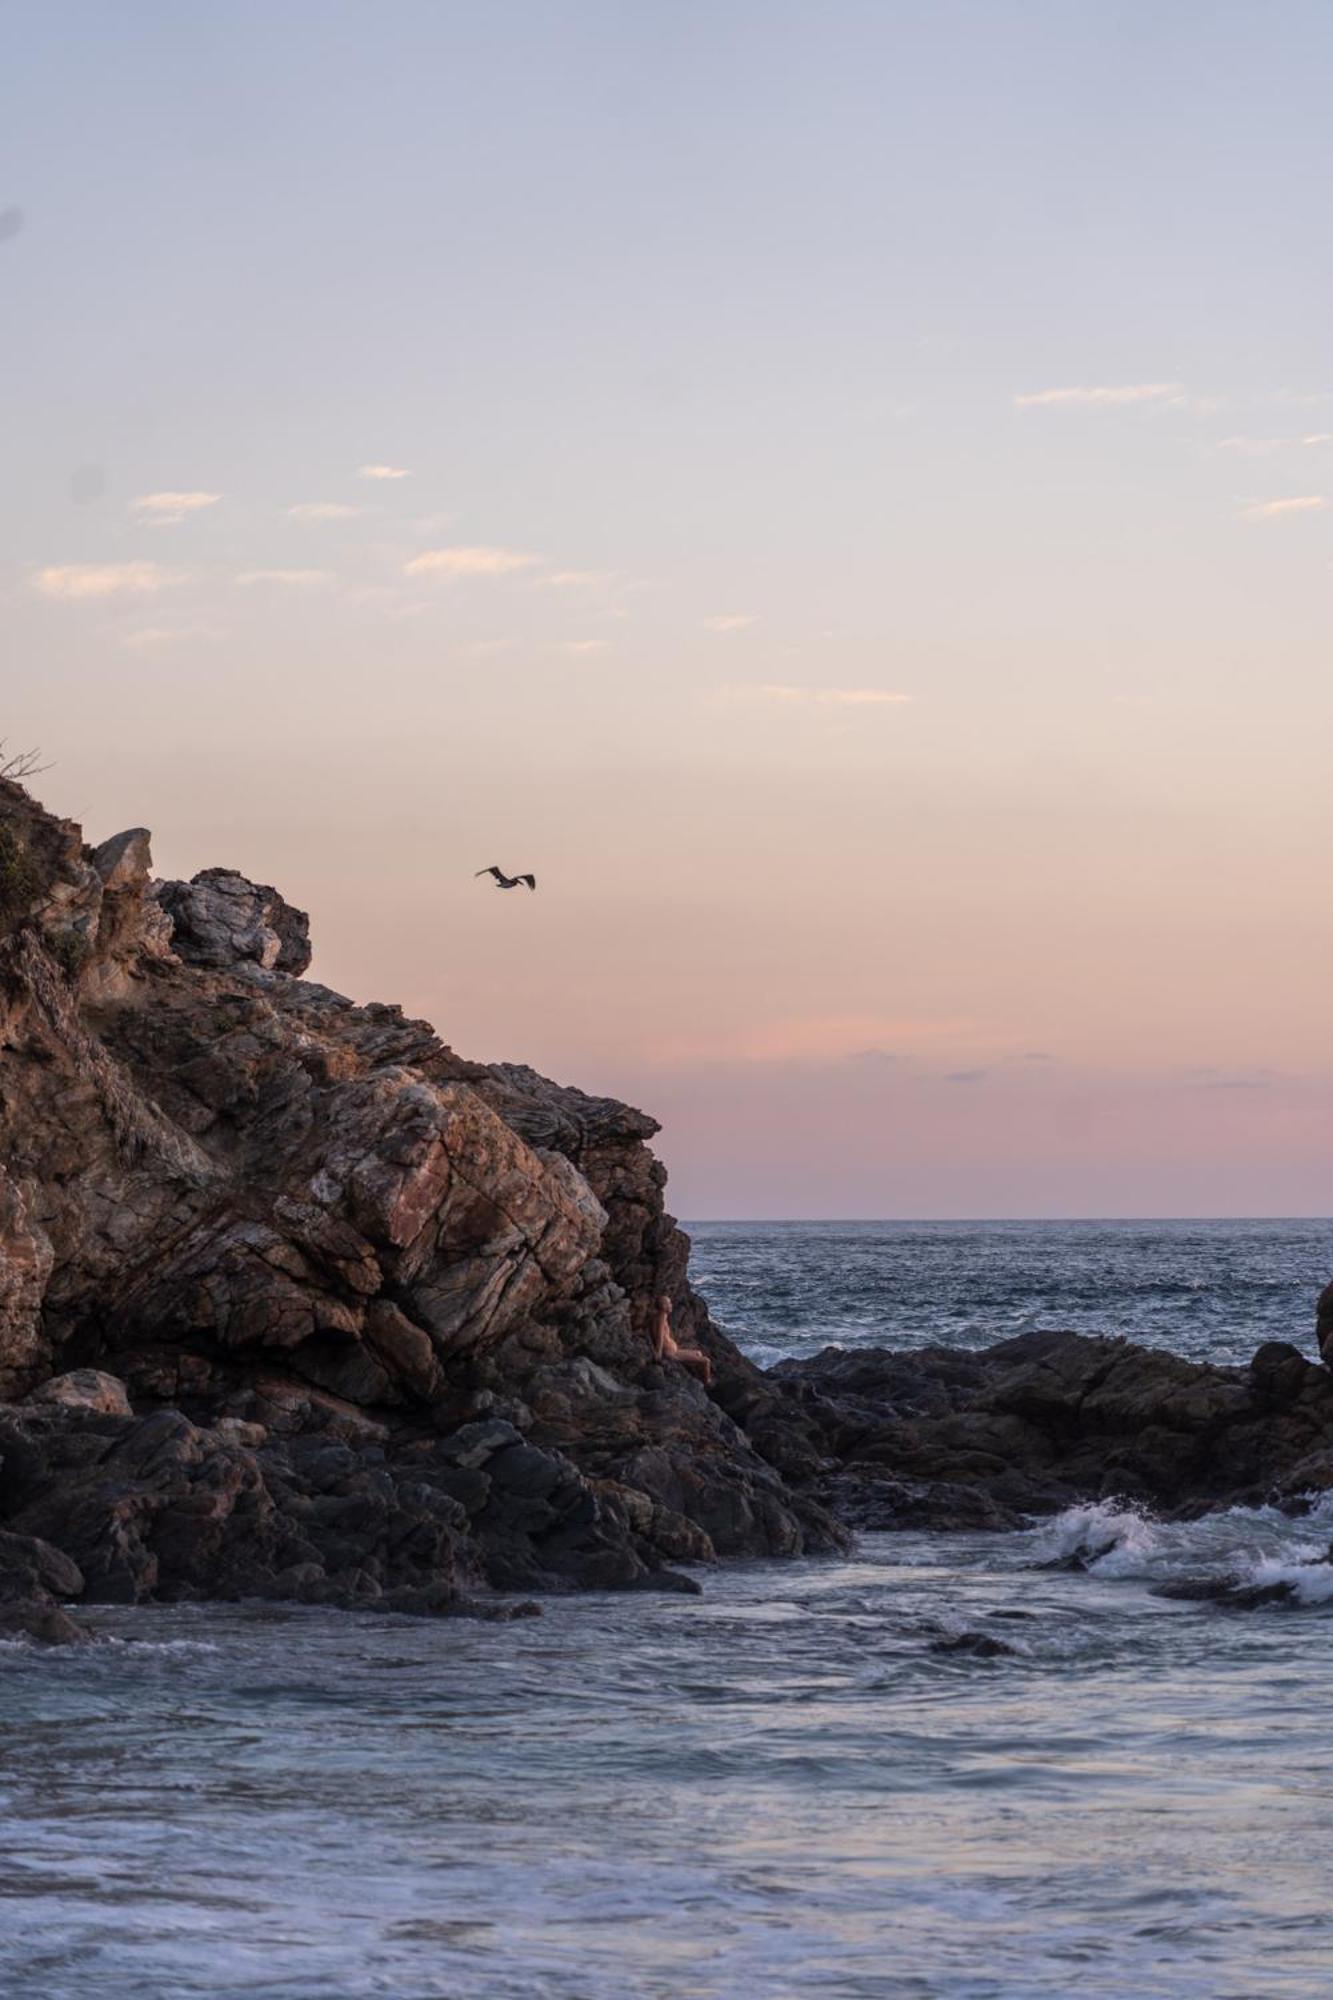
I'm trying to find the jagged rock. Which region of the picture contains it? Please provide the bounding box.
[153,867,312,975]
[777,1326,1333,1526]
[92,828,153,894]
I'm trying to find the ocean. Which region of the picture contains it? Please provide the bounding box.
[688,1216,1332,1370]
[5,1220,1333,2000]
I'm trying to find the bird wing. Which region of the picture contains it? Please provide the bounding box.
[474,866,501,880]
[519,874,536,890]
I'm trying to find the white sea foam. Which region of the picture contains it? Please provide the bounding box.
[1236,1555,1333,1606]
[1027,1499,1165,1576]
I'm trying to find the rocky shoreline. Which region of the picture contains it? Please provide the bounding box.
[3,773,1332,1643]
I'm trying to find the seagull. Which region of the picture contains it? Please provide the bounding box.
[475,866,536,891]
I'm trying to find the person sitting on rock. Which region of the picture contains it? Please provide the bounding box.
[651,1295,714,1387]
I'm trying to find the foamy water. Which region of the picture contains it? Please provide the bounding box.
[7,1500,1333,1998]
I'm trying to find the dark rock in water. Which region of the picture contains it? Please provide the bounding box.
[0,1527,91,1643]
[1152,1574,1303,1611]
[1317,1282,1333,1369]
[0,1600,91,1645]
[1034,1539,1119,1573]
[1153,1544,1333,1612]
[1151,1575,1246,1604]
[928,1631,1017,1658]
[776,1321,1333,1530]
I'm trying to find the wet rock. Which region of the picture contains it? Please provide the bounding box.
[778,1325,1333,1526]
[0,1527,90,1643]
[1034,1539,1118,1573]
[0,1600,91,1645]
[928,1631,1017,1658]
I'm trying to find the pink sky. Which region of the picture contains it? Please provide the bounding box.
[7,5,1333,1214]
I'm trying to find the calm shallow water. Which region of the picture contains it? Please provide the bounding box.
[688,1218,1333,1368]
[7,1220,1333,1997]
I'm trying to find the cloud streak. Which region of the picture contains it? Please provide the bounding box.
[648,1012,971,1066]
[287,502,360,521]
[727,683,911,708]
[34,561,182,600]
[1014,382,1186,410]
[358,464,410,480]
[132,491,221,524]
[538,569,616,591]
[704,613,757,632]
[1240,495,1328,520]
[121,623,221,650]
[404,545,542,579]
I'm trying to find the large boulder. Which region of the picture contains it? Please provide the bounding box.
[153,867,312,974]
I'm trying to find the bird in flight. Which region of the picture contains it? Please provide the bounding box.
[475,866,536,891]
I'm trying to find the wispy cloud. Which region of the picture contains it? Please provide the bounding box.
[1219,433,1333,455]
[559,639,609,656]
[727,683,911,708]
[1240,495,1328,520]
[537,569,616,591]
[234,568,332,587]
[121,622,221,650]
[649,1013,970,1066]
[1181,1065,1280,1091]
[943,1068,989,1084]
[132,490,221,525]
[34,561,181,600]
[287,502,360,521]
[358,464,410,480]
[404,545,542,579]
[704,613,756,632]
[1014,382,1186,410]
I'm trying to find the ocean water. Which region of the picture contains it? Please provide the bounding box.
[7,1220,1333,1999]
[688,1217,1333,1369]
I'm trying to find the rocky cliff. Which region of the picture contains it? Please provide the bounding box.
[0,775,841,1639]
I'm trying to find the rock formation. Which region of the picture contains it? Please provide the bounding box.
[775,1329,1333,1530]
[0,773,842,1636]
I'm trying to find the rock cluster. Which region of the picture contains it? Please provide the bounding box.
[0,775,841,1638]
[776,1328,1333,1530]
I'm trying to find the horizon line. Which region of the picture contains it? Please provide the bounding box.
[682,1213,1333,1226]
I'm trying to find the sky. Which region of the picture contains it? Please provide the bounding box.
[5,1,1333,1217]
